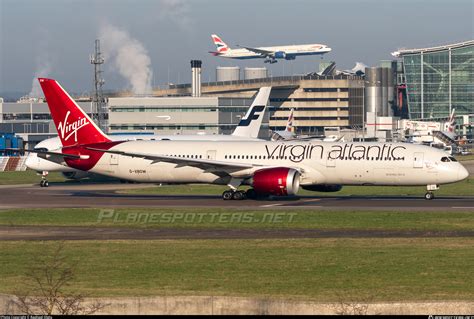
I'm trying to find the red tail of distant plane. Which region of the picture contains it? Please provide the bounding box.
[211,34,230,53]
[39,78,110,147]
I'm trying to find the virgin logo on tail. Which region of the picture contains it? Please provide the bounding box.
[58,111,90,143]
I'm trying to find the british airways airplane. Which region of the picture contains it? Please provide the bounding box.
[25,78,469,201]
[209,34,331,64]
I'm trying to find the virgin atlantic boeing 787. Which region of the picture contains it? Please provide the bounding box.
[31,78,468,200]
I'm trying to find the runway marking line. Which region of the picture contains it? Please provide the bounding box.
[260,203,284,208]
[452,207,474,209]
[368,198,423,201]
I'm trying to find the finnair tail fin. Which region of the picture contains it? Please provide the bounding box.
[211,34,231,55]
[38,78,110,147]
[232,87,271,139]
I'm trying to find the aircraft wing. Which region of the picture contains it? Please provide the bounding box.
[5,148,83,166]
[6,148,83,159]
[85,147,264,174]
[238,45,274,57]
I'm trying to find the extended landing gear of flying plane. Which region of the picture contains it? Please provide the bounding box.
[264,59,278,64]
[424,184,439,200]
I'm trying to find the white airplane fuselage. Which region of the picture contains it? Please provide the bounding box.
[25,134,262,173]
[220,44,331,60]
[69,140,468,187]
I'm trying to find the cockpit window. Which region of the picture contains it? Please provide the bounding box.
[441,157,450,162]
[449,156,457,162]
[33,147,48,152]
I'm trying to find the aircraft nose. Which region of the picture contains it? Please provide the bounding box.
[458,165,469,181]
[25,153,37,170]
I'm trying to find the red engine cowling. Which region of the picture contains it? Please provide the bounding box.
[252,167,300,196]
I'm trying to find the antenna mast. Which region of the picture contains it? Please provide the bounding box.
[90,39,106,132]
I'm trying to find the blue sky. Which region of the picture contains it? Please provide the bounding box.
[1,0,473,95]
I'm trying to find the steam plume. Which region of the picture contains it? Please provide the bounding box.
[99,23,153,95]
[29,56,52,98]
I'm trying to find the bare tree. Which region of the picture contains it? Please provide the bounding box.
[12,242,107,315]
[332,291,379,315]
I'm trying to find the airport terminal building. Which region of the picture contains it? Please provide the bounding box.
[150,74,365,135]
[0,98,94,149]
[394,40,474,119]
[108,96,268,137]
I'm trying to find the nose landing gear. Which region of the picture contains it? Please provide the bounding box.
[424,184,439,200]
[40,171,49,187]
[424,192,434,200]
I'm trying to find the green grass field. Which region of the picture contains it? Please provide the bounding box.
[456,154,474,161]
[1,170,472,301]
[0,170,66,185]
[1,208,473,231]
[1,208,473,300]
[0,238,472,300]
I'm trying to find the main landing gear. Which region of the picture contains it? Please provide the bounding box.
[222,190,245,200]
[424,184,439,200]
[222,178,258,200]
[40,171,49,187]
[222,189,257,200]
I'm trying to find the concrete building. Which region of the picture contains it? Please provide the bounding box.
[150,74,365,136]
[108,96,270,138]
[0,98,94,148]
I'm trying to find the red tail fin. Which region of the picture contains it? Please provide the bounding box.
[39,78,110,147]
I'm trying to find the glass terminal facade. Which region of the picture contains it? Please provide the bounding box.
[400,41,473,119]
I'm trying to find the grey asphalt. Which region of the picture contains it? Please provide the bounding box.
[1,182,473,241]
[0,183,473,211]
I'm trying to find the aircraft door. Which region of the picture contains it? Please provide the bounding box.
[413,152,424,168]
[110,154,119,165]
[206,150,216,160]
[326,156,336,168]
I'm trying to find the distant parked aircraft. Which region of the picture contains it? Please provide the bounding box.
[335,62,367,76]
[209,34,331,64]
[307,62,367,77]
[271,108,295,140]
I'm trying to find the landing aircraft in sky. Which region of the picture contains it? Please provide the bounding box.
[209,34,331,64]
